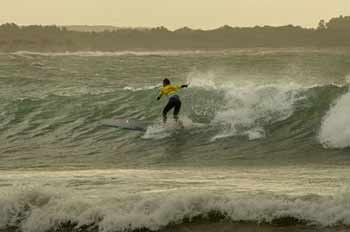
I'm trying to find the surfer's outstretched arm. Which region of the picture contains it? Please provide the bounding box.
[157,89,164,100]
[157,93,163,100]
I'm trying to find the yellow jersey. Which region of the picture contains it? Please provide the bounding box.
[159,84,181,97]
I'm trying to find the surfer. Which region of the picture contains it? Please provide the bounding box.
[157,78,188,123]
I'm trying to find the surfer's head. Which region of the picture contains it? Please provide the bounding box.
[163,78,170,86]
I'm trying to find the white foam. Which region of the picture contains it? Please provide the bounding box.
[10,50,217,57]
[142,124,172,140]
[123,84,161,92]
[244,127,266,140]
[2,187,350,232]
[319,91,350,148]
[142,117,197,140]
[211,83,302,140]
[53,86,115,96]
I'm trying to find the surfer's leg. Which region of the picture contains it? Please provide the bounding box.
[173,99,182,121]
[162,100,175,123]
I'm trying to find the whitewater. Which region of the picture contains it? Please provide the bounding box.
[0,49,350,232]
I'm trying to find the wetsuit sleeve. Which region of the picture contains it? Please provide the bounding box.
[157,88,165,100]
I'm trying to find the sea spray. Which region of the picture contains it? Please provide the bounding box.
[319,91,350,148]
[213,83,302,140]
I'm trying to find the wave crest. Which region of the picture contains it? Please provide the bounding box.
[1,187,350,232]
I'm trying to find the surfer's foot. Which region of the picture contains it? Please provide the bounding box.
[178,121,184,129]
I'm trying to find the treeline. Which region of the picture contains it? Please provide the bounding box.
[1,16,350,52]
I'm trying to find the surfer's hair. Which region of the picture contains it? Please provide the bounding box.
[163,78,170,85]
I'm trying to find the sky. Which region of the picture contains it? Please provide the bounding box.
[2,0,350,29]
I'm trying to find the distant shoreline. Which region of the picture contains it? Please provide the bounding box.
[2,16,350,52]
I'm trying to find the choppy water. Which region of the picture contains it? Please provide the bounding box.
[0,49,350,232]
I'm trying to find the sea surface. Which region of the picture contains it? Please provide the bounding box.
[0,49,350,232]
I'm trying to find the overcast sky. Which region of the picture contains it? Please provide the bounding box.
[2,0,350,29]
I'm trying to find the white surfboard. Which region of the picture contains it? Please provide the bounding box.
[101,118,186,132]
[101,119,151,131]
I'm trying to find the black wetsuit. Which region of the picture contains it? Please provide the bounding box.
[162,95,181,122]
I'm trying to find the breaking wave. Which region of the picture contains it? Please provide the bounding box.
[1,187,350,232]
[0,72,349,169]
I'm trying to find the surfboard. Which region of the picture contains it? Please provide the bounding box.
[101,119,151,131]
[101,118,187,132]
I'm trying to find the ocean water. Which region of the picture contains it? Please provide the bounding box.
[0,49,350,232]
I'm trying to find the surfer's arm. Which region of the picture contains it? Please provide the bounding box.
[157,90,164,100]
[181,84,189,88]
